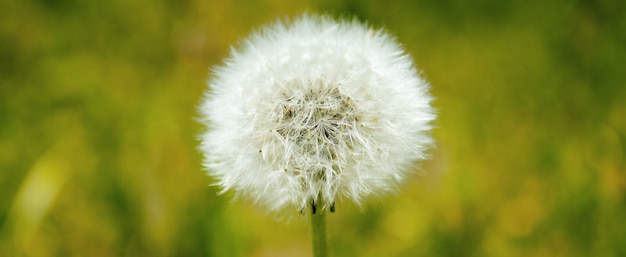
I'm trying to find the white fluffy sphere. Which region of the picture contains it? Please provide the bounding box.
[199,14,435,213]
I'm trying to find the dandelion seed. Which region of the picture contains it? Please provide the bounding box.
[198,14,435,213]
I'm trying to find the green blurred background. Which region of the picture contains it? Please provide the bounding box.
[1,0,625,256]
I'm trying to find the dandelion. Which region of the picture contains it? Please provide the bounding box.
[198,14,435,256]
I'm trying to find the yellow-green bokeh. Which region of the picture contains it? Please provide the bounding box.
[1,0,625,256]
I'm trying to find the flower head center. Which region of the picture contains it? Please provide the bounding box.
[269,83,360,179]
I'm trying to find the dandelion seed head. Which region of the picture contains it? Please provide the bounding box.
[199,14,435,213]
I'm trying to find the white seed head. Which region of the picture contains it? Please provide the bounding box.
[199,14,435,213]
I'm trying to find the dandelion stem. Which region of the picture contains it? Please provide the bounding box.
[310,200,328,257]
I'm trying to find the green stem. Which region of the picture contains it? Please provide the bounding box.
[311,202,328,257]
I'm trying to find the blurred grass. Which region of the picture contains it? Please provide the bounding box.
[1,0,625,256]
